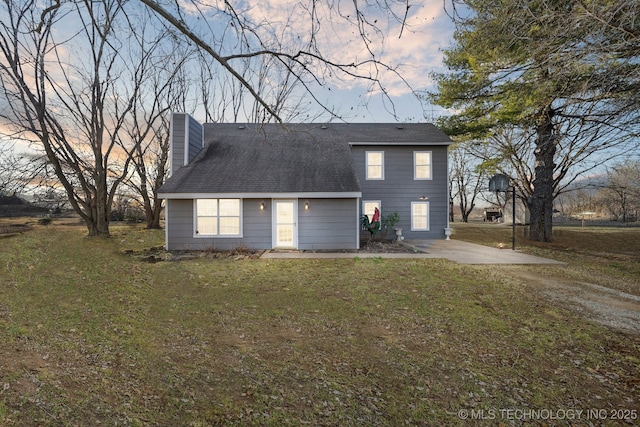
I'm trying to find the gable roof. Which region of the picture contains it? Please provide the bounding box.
[158,123,452,197]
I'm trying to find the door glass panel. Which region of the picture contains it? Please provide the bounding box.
[277,225,293,245]
[277,202,293,219]
[275,201,296,247]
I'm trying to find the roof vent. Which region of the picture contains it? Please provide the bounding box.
[321,125,328,129]
[238,125,245,129]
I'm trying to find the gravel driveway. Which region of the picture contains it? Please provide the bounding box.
[515,269,640,335]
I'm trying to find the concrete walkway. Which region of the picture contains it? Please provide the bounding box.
[260,239,565,265]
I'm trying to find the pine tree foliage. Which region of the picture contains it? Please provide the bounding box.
[432,0,639,241]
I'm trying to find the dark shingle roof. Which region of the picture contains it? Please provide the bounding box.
[158,123,451,196]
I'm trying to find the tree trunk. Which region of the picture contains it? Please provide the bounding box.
[86,163,111,237]
[86,189,111,236]
[449,199,455,223]
[139,179,162,229]
[143,193,154,229]
[143,194,163,229]
[150,210,161,229]
[150,199,163,229]
[86,220,108,237]
[529,108,556,242]
[85,213,110,236]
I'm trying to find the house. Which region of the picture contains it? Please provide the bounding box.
[158,113,453,251]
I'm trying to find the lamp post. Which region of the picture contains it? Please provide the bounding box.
[510,184,515,250]
[489,174,516,251]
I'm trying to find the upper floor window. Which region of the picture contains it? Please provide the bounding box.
[414,151,432,180]
[366,151,384,180]
[195,199,241,237]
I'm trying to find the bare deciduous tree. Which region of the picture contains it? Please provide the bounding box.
[0,139,32,196]
[449,142,486,222]
[2,0,418,237]
[600,159,640,222]
[118,16,195,230]
[0,0,144,235]
[139,0,414,123]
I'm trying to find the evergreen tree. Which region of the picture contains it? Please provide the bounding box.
[432,0,639,241]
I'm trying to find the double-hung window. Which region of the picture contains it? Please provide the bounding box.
[414,151,432,180]
[195,199,241,236]
[366,151,384,180]
[411,201,430,231]
[362,200,381,220]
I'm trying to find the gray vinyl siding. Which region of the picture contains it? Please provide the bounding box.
[186,115,203,163]
[169,113,203,176]
[169,114,186,176]
[352,145,449,240]
[298,199,358,250]
[165,199,273,250]
[165,199,194,250]
[165,198,358,250]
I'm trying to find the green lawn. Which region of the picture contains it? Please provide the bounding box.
[0,221,638,426]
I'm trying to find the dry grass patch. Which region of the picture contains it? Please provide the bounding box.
[0,220,638,426]
[452,222,640,296]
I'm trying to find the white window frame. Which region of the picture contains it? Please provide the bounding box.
[194,199,242,238]
[366,151,384,180]
[411,201,430,231]
[414,151,432,180]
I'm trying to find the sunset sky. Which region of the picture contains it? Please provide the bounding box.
[177,0,458,123]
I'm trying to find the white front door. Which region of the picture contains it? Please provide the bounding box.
[273,200,298,248]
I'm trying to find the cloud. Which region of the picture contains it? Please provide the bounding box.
[181,0,453,96]
[379,3,453,95]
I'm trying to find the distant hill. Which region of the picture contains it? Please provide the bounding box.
[0,195,48,217]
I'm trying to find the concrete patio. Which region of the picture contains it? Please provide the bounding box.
[260,239,566,265]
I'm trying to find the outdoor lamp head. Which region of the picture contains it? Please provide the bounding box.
[489,174,510,192]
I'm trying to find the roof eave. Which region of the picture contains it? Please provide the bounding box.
[348,141,452,146]
[159,191,363,200]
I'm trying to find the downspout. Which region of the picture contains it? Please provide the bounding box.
[356,198,360,250]
[183,114,190,167]
[168,112,175,177]
[444,145,452,240]
[164,201,169,250]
